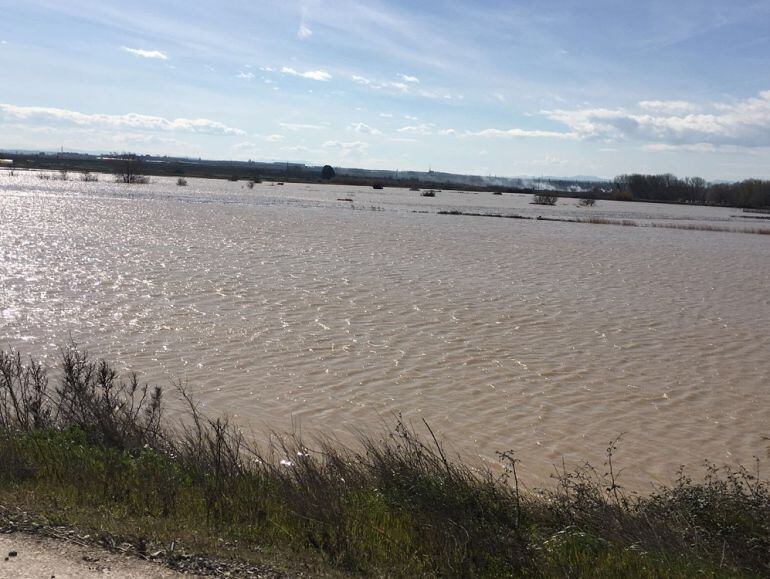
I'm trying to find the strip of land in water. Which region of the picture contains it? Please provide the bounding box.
[436,209,770,235]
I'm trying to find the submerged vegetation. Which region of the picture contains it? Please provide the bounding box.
[532,192,558,205]
[0,347,768,576]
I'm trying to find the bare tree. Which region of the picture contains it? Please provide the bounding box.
[113,154,149,184]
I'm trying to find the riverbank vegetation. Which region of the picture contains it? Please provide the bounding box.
[0,347,768,577]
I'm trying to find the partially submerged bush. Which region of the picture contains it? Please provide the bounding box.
[533,192,558,205]
[0,347,163,450]
[113,155,149,184]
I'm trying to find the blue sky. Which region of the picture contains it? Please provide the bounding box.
[1,0,770,179]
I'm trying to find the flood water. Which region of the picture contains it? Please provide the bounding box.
[1,171,768,489]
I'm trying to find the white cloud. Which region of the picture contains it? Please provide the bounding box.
[265,134,284,142]
[122,46,168,60]
[349,122,382,135]
[379,112,394,118]
[279,122,325,131]
[351,75,446,98]
[438,128,457,136]
[398,123,433,135]
[322,140,368,157]
[233,141,260,151]
[466,127,574,139]
[0,104,245,136]
[297,24,313,39]
[416,88,461,101]
[281,66,331,81]
[638,100,698,114]
[544,90,770,147]
[237,71,255,79]
[640,143,752,154]
[525,156,569,166]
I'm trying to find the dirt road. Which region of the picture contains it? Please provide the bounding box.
[0,533,183,578]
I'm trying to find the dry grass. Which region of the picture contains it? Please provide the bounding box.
[1,347,768,576]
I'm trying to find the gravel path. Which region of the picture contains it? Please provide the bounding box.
[0,532,184,578]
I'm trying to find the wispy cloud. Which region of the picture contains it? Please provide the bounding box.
[236,71,255,79]
[281,145,311,153]
[297,24,313,39]
[397,123,433,135]
[281,66,331,81]
[640,143,751,154]
[279,122,326,131]
[121,46,168,60]
[524,156,569,166]
[350,74,454,98]
[0,104,244,136]
[465,128,574,139]
[348,122,382,135]
[638,100,698,114]
[322,140,368,158]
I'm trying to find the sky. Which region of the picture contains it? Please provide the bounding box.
[1,0,770,180]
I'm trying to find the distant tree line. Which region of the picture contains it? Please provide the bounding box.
[613,174,770,208]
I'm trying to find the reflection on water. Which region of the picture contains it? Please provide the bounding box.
[1,172,768,488]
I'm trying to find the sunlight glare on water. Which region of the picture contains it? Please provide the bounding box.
[1,171,768,488]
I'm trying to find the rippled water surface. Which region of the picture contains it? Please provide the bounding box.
[1,171,768,487]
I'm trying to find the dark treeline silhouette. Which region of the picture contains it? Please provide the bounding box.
[614,173,770,208]
[5,150,770,208]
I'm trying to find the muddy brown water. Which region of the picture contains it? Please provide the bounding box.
[1,172,768,489]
